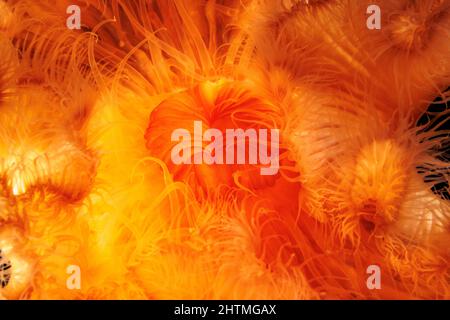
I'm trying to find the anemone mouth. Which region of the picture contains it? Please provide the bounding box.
[358,199,395,226]
[360,216,376,234]
[388,14,431,51]
[144,79,282,194]
[387,0,450,52]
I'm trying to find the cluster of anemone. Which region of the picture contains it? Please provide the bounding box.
[0,0,448,299]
